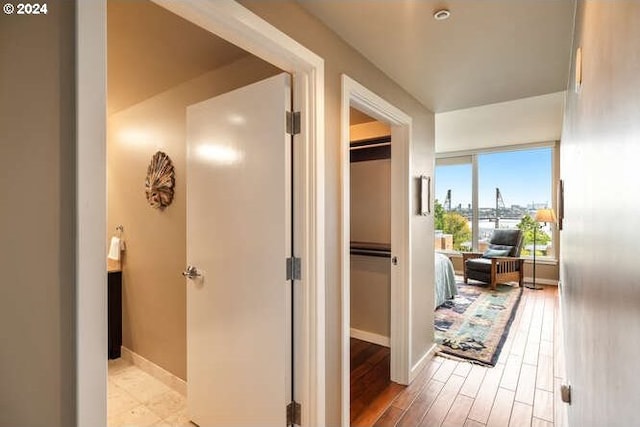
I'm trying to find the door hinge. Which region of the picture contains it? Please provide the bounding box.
[286,111,301,135]
[286,400,301,426]
[286,257,301,281]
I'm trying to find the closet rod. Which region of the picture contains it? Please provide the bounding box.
[350,241,391,258]
[350,248,391,258]
[349,142,391,151]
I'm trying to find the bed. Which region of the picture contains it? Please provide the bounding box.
[435,252,457,308]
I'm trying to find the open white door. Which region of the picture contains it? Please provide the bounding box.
[186,73,292,427]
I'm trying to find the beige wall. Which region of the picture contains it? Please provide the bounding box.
[0,3,76,426]
[350,159,391,244]
[239,2,435,423]
[108,55,280,379]
[522,261,558,285]
[560,2,640,425]
[350,256,390,338]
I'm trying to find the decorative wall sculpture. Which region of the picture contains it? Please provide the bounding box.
[145,151,175,210]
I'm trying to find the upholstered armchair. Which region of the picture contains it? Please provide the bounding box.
[463,229,525,290]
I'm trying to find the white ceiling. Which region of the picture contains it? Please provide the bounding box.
[297,0,576,113]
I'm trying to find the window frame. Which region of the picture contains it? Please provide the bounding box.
[435,141,558,261]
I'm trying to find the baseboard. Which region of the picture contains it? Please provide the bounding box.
[410,343,437,382]
[120,347,186,396]
[455,272,559,286]
[524,277,559,286]
[350,328,390,348]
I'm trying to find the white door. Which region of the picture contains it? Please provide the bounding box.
[186,73,292,427]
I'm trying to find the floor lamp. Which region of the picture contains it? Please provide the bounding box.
[527,208,557,290]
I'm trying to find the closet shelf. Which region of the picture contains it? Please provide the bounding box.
[350,241,391,258]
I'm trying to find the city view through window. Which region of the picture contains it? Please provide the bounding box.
[435,147,554,257]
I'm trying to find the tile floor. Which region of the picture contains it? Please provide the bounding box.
[108,358,193,427]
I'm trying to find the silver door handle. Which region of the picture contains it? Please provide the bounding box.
[182,265,202,280]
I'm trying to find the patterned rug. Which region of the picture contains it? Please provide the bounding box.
[434,281,523,366]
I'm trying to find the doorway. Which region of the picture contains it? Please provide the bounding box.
[77,1,325,425]
[105,0,285,384]
[348,108,393,424]
[106,3,292,424]
[340,75,413,425]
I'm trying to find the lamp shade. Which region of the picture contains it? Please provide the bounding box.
[535,208,557,223]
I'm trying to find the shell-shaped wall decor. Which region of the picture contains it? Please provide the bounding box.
[145,151,175,210]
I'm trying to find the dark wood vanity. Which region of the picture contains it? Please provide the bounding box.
[108,270,122,359]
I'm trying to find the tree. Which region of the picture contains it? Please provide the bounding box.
[517,214,551,255]
[443,212,472,251]
[434,200,445,231]
[434,200,471,250]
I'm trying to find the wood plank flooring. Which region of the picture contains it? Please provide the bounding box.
[352,285,566,427]
[350,338,403,425]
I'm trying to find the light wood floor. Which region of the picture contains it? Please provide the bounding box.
[354,284,567,427]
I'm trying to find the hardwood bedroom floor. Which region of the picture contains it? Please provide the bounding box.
[353,285,566,427]
[350,338,401,425]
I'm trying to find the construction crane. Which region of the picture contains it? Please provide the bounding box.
[495,187,505,228]
[444,189,452,211]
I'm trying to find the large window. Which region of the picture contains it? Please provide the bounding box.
[435,145,556,259]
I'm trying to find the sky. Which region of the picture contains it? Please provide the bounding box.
[435,148,552,209]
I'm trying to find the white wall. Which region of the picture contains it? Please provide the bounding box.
[436,92,565,153]
[561,2,640,426]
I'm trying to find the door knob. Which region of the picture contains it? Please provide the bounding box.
[182,265,202,280]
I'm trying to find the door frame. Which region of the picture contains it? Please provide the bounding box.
[76,1,326,426]
[340,75,412,426]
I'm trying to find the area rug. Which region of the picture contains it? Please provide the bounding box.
[434,282,523,366]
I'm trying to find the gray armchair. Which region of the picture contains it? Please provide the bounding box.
[463,229,524,290]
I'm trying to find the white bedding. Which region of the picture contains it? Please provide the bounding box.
[435,253,457,308]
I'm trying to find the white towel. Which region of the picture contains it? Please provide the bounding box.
[108,236,122,261]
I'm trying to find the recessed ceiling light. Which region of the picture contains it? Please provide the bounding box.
[433,9,451,21]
